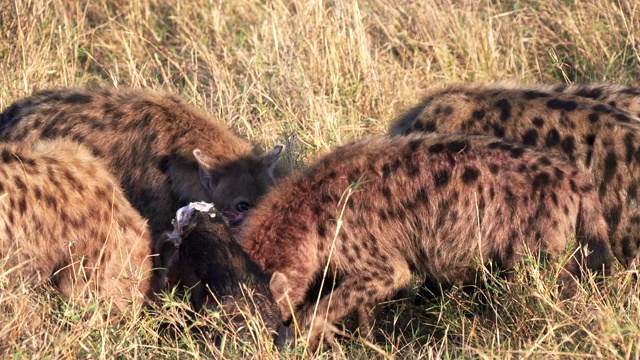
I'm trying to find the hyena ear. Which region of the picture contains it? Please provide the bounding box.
[269,271,290,303]
[193,149,215,191]
[262,144,285,174]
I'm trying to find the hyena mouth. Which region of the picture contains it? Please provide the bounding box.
[221,210,245,229]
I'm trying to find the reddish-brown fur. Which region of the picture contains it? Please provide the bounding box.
[0,88,285,241]
[0,139,161,311]
[389,84,640,267]
[239,133,613,346]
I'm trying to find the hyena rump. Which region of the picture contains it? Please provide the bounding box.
[389,84,640,267]
[238,133,613,346]
[0,139,161,311]
[0,88,285,240]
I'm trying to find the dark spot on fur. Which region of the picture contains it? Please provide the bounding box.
[533,172,551,191]
[592,104,612,114]
[408,139,421,152]
[624,133,635,163]
[434,170,450,188]
[473,109,485,120]
[446,140,467,153]
[461,167,480,184]
[18,197,26,214]
[428,143,445,153]
[538,157,552,166]
[604,151,617,184]
[614,113,631,123]
[492,124,505,137]
[575,86,603,99]
[63,93,93,104]
[443,106,453,116]
[504,186,516,205]
[522,130,538,146]
[532,117,544,128]
[547,99,577,111]
[13,176,27,191]
[517,164,527,172]
[509,147,524,158]
[420,120,437,132]
[496,99,512,122]
[416,187,429,203]
[317,223,326,238]
[545,129,560,147]
[588,113,599,123]
[382,186,392,203]
[488,163,500,174]
[570,180,578,193]
[1,149,12,163]
[382,164,391,177]
[553,167,564,180]
[523,90,550,99]
[561,136,576,160]
[378,209,388,222]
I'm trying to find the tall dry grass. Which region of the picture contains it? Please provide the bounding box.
[1,0,639,358]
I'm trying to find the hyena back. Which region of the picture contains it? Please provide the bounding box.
[0,139,160,311]
[536,82,640,119]
[239,133,613,346]
[389,84,640,267]
[0,88,285,240]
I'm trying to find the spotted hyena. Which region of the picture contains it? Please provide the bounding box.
[236,133,613,347]
[0,88,285,241]
[155,203,287,342]
[0,139,162,311]
[389,84,640,268]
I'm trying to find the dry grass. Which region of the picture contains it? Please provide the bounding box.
[1,0,639,358]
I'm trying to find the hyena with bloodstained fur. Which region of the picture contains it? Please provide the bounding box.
[0,139,161,311]
[238,133,613,347]
[389,84,640,267]
[0,88,285,241]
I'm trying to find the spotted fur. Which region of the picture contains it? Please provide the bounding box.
[389,84,640,267]
[0,139,161,311]
[535,82,640,119]
[238,133,613,347]
[0,88,285,240]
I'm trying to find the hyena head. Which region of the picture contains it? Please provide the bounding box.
[184,145,285,227]
[156,203,288,343]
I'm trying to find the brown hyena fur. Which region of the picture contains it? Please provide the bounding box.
[0,88,285,241]
[0,139,161,311]
[238,133,613,347]
[389,84,640,268]
[155,206,287,343]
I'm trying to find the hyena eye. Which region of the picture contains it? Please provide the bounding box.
[236,201,251,213]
